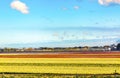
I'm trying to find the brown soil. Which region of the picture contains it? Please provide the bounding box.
[0,51,120,58]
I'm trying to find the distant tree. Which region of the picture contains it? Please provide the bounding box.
[110,44,116,51]
[117,43,120,51]
[78,46,82,49]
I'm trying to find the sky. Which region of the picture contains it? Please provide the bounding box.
[0,0,120,48]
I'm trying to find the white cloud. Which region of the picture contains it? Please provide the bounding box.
[74,6,80,10]
[98,0,120,5]
[10,0,29,14]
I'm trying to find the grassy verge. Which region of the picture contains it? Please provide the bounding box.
[0,72,120,78]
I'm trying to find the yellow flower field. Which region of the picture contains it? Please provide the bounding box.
[0,58,120,64]
[0,58,120,74]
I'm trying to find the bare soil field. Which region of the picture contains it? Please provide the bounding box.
[0,51,120,58]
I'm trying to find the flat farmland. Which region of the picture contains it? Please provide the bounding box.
[0,51,120,58]
[0,58,120,74]
[0,52,120,75]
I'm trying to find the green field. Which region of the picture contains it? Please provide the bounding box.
[0,58,120,75]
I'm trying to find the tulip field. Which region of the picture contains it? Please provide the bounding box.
[0,52,120,77]
[0,58,120,74]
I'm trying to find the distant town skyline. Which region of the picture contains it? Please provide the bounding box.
[0,0,120,47]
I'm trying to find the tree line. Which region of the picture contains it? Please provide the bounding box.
[0,43,120,52]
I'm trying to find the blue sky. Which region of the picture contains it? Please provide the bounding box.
[0,0,120,47]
